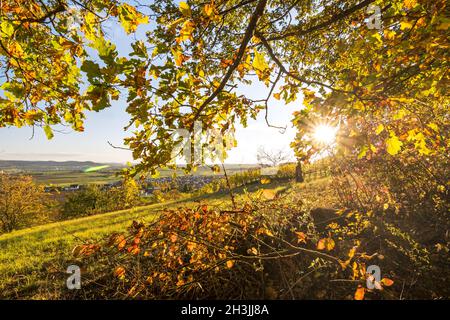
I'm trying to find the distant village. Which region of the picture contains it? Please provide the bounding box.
[44,175,222,195]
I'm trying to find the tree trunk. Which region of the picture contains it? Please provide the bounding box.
[295,161,304,183]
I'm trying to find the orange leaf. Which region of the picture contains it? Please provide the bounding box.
[118,239,127,250]
[317,237,335,251]
[226,260,234,269]
[295,231,307,244]
[381,278,394,286]
[114,266,126,279]
[354,286,365,300]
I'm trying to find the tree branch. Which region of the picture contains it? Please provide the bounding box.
[255,31,348,93]
[267,0,375,41]
[191,0,268,128]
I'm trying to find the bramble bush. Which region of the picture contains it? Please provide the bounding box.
[68,189,397,300]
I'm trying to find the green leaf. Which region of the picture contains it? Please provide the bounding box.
[44,125,54,139]
[81,60,101,80]
[91,38,117,65]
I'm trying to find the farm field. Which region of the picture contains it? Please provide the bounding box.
[1,161,259,186]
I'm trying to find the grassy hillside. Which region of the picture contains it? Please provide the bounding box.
[0,180,290,299]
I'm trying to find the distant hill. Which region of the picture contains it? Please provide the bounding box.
[0,160,260,174]
[0,160,124,173]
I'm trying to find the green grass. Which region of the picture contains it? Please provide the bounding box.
[31,171,121,186]
[0,198,199,298]
[0,179,292,299]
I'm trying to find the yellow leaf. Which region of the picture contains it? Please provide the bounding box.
[118,239,127,250]
[117,4,149,34]
[339,259,350,270]
[375,124,384,135]
[403,0,417,9]
[171,48,189,67]
[384,29,396,40]
[386,133,403,155]
[177,20,195,43]
[373,62,381,72]
[260,178,271,184]
[179,2,191,17]
[348,246,357,259]
[252,50,268,72]
[354,286,365,300]
[393,109,407,120]
[437,22,450,31]
[257,227,274,237]
[176,279,185,286]
[226,260,234,269]
[427,122,438,132]
[273,92,281,100]
[381,278,394,286]
[262,189,276,200]
[204,3,214,17]
[400,21,413,30]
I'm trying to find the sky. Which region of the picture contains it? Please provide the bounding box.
[0,6,302,165]
[0,93,299,164]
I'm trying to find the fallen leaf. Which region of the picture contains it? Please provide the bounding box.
[354,286,365,300]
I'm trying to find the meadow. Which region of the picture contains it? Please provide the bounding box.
[0,179,289,299]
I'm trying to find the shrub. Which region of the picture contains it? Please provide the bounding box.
[0,173,44,233]
[68,194,395,299]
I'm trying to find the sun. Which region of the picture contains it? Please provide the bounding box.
[312,124,338,146]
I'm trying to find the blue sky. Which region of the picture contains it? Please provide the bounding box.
[0,8,301,164]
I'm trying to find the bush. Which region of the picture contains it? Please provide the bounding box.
[68,192,395,300]
[0,174,44,233]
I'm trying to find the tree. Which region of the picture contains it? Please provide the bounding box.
[109,178,140,208]
[62,181,140,218]
[0,174,44,232]
[62,184,104,218]
[256,146,291,167]
[0,0,447,176]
